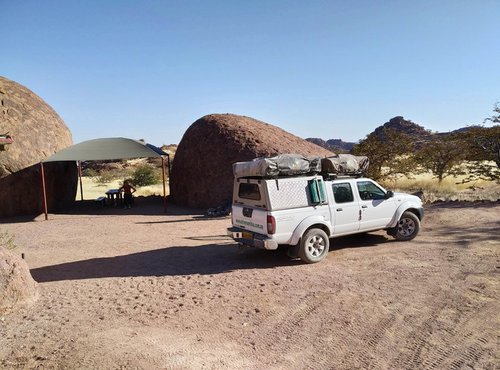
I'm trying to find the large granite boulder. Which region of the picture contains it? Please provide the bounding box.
[170,113,333,208]
[0,162,78,217]
[0,248,39,314]
[0,76,77,217]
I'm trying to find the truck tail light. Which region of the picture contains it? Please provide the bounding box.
[267,215,276,235]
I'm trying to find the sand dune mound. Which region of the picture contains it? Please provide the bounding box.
[170,113,333,208]
[0,248,38,314]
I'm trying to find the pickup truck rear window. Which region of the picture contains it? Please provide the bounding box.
[238,183,261,201]
[332,183,354,203]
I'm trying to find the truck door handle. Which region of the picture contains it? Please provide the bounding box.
[361,205,368,209]
[336,208,343,212]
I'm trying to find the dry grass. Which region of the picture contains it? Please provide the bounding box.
[380,172,500,203]
[76,177,168,201]
[77,166,499,204]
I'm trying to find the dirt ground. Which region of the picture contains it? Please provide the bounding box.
[0,198,499,369]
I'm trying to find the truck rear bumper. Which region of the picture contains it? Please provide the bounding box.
[227,227,279,250]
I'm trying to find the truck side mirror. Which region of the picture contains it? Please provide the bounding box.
[385,190,394,199]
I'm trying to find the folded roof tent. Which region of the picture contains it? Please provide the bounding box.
[41,137,170,220]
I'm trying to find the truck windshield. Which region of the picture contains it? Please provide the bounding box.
[238,183,261,201]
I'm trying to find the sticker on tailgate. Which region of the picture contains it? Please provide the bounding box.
[235,219,264,230]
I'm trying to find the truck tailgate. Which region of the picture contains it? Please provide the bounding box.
[232,205,268,235]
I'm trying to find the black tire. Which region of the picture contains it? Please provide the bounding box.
[298,228,330,264]
[393,211,420,241]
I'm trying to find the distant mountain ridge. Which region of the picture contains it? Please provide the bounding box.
[370,116,478,142]
[305,138,355,152]
[306,116,473,153]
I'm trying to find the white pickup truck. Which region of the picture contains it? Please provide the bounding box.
[227,175,424,263]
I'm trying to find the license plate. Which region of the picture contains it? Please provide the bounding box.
[242,231,253,239]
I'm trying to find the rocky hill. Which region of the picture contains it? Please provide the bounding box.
[371,116,433,142]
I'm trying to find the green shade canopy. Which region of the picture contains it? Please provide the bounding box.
[39,137,170,220]
[43,137,167,162]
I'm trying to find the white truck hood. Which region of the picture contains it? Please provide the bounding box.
[393,193,422,205]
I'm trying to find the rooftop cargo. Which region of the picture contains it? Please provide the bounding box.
[233,153,369,179]
[233,154,321,178]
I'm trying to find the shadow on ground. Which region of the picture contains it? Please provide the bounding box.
[57,196,205,216]
[30,244,295,282]
[30,233,391,283]
[0,196,205,224]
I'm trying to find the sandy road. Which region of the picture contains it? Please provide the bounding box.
[0,200,499,369]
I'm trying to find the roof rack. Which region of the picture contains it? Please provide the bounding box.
[236,173,321,181]
[235,172,366,182]
[321,172,364,180]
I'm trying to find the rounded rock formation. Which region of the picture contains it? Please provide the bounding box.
[170,113,333,208]
[0,76,77,217]
[0,248,39,314]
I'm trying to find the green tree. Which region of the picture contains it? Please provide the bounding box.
[352,129,417,180]
[414,134,466,183]
[458,105,500,182]
[484,102,500,125]
[95,170,116,185]
[463,126,500,162]
[132,164,160,187]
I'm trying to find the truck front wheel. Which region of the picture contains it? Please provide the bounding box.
[392,211,420,241]
[298,228,330,264]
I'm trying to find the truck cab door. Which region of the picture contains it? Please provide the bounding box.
[356,180,397,230]
[330,182,360,235]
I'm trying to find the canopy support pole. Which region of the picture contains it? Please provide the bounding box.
[77,161,84,201]
[40,162,48,220]
[166,154,171,179]
[161,157,167,213]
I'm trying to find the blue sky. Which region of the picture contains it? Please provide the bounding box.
[1,0,499,145]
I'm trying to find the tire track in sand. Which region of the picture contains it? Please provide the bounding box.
[250,292,332,369]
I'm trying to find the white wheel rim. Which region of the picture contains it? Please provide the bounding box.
[398,217,416,237]
[306,235,325,257]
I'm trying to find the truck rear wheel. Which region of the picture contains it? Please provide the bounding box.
[393,211,420,241]
[298,228,329,264]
